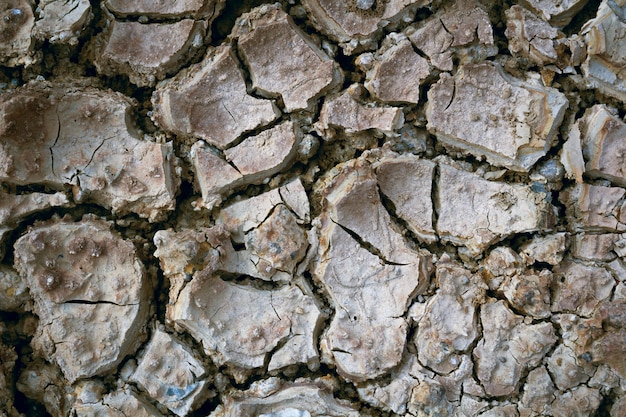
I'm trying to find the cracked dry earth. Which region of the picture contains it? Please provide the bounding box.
[2,0,626,417]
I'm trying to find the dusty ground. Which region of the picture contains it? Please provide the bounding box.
[1,0,626,416]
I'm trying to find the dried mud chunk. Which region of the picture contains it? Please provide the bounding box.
[105,0,222,18]
[0,83,179,221]
[552,261,614,317]
[95,18,206,87]
[191,121,302,210]
[0,191,71,260]
[153,226,229,308]
[436,163,556,256]
[13,217,149,383]
[560,183,626,232]
[131,328,210,416]
[302,0,430,51]
[571,233,618,261]
[0,264,31,312]
[518,366,556,417]
[17,359,74,417]
[189,142,243,210]
[407,0,495,71]
[0,0,35,67]
[72,387,165,417]
[312,156,431,381]
[245,205,308,275]
[33,0,91,44]
[234,4,342,112]
[582,0,626,102]
[217,179,310,243]
[519,0,590,27]
[373,152,436,242]
[357,356,422,414]
[547,344,594,390]
[210,381,360,417]
[575,105,626,187]
[318,88,404,136]
[589,300,626,378]
[426,62,568,171]
[170,275,322,375]
[520,233,567,265]
[225,122,302,177]
[414,258,486,374]
[500,270,553,318]
[473,300,557,397]
[360,34,430,104]
[152,44,278,149]
[505,5,561,66]
[550,386,601,416]
[214,180,309,282]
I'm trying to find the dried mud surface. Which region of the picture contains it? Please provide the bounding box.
[1,0,626,416]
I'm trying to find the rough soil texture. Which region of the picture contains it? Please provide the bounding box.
[1,0,626,416]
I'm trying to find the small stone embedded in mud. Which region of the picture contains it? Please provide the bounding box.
[2,0,626,416]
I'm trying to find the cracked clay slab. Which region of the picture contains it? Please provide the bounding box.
[312,153,432,381]
[13,216,149,383]
[232,4,343,113]
[426,62,568,172]
[152,44,279,149]
[0,81,180,221]
[436,163,556,255]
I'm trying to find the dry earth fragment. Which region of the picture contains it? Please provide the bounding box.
[373,151,436,242]
[414,257,486,374]
[518,366,556,417]
[519,232,568,265]
[500,269,553,318]
[473,300,557,396]
[131,327,210,416]
[312,154,431,381]
[105,0,222,18]
[152,44,278,149]
[436,163,556,255]
[233,4,342,112]
[33,0,92,44]
[358,33,429,104]
[407,0,496,71]
[0,0,35,67]
[71,387,165,417]
[519,0,591,27]
[153,225,229,310]
[213,180,310,282]
[560,183,626,231]
[191,121,303,210]
[95,17,207,87]
[426,62,569,171]
[217,179,310,243]
[13,217,149,383]
[505,5,562,67]
[0,264,31,312]
[170,274,323,377]
[575,104,626,187]
[582,0,626,102]
[302,0,431,53]
[210,381,360,417]
[0,82,179,221]
[0,191,71,260]
[571,233,618,261]
[551,260,614,317]
[318,87,404,136]
[17,359,74,416]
